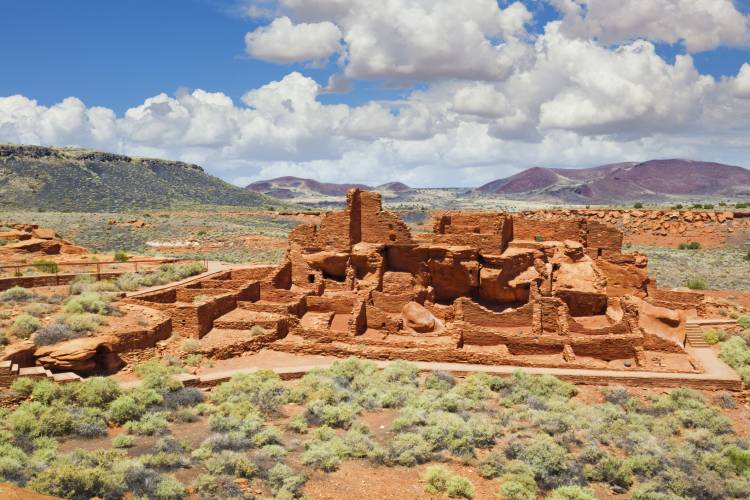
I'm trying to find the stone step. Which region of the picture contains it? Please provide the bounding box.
[214,308,286,330]
[52,372,82,383]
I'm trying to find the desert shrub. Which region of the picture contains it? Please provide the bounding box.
[268,463,307,497]
[381,431,432,466]
[738,315,750,329]
[69,274,95,295]
[205,450,258,478]
[301,428,348,471]
[63,292,114,315]
[686,277,707,290]
[478,450,506,478]
[33,322,83,346]
[180,339,200,353]
[113,250,129,262]
[547,485,597,500]
[585,455,633,489]
[423,465,452,494]
[64,312,102,333]
[212,370,288,415]
[422,465,474,499]
[249,324,265,336]
[303,400,360,429]
[202,432,251,451]
[0,286,35,302]
[0,329,6,346]
[142,451,189,470]
[420,411,496,458]
[154,474,186,500]
[192,294,211,304]
[115,263,206,291]
[10,377,36,396]
[425,370,456,391]
[32,259,59,273]
[252,426,283,447]
[500,371,576,405]
[74,376,122,408]
[509,434,577,490]
[108,389,163,424]
[603,386,631,405]
[703,330,721,345]
[720,336,750,367]
[112,434,135,448]
[124,412,170,435]
[134,360,183,392]
[11,313,40,338]
[714,391,737,409]
[27,460,127,499]
[191,474,245,498]
[677,242,701,250]
[633,202,643,208]
[22,302,53,317]
[73,407,108,438]
[286,414,309,433]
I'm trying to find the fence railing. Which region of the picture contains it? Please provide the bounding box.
[0,257,209,281]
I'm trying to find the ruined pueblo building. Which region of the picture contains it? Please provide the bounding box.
[13,189,713,382]
[259,189,695,371]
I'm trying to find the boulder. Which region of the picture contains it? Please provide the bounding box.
[31,228,56,239]
[402,301,440,333]
[34,335,117,372]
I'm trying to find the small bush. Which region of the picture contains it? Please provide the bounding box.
[125,412,170,436]
[703,330,721,345]
[22,302,53,317]
[267,463,307,497]
[534,235,544,242]
[64,313,102,333]
[286,414,309,434]
[32,259,59,273]
[12,313,40,338]
[422,465,474,499]
[633,202,643,208]
[205,450,257,478]
[10,377,36,396]
[714,391,737,409]
[113,251,129,262]
[180,339,200,353]
[63,292,113,315]
[34,322,83,346]
[686,277,707,290]
[112,434,134,448]
[677,241,701,250]
[154,475,185,500]
[0,286,35,302]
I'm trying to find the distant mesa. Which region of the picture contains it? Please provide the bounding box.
[476,159,750,203]
[246,176,411,199]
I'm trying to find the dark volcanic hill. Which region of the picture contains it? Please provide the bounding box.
[477,159,750,203]
[246,176,372,198]
[0,144,281,211]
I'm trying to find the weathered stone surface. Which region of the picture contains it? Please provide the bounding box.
[402,301,441,333]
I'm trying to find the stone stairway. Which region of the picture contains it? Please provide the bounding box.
[685,323,710,347]
[0,360,81,388]
[685,318,738,348]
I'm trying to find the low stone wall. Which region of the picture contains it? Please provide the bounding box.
[0,272,123,291]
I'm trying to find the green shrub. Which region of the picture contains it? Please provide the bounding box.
[113,251,129,262]
[205,450,257,478]
[510,434,574,489]
[498,471,537,500]
[422,465,474,499]
[112,434,134,448]
[211,370,288,415]
[547,486,597,500]
[108,389,163,424]
[534,235,544,242]
[737,315,750,329]
[703,330,721,345]
[719,336,750,369]
[64,313,102,333]
[0,329,6,346]
[32,259,59,273]
[585,455,633,489]
[381,432,432,466]
[12,313,40,338]
[423,465,452,494]
[22,302,53,317]
[633,202,643,208]
[286,414,309,433]
[34,322,83,346]
[0,286,35,302]
[10,377,36,396]
[180,339,200,353]
[677,241,700,250]
[74,377,122,407]
[63,292,113,315]
[154,475,185,500]
[124,412,170,435]
[267,463,306,497]
[686,277,707,290]
[134,360,183,392]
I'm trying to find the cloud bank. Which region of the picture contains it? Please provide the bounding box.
[1,0,749,187]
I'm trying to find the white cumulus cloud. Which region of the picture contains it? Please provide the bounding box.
[245,16,342,63]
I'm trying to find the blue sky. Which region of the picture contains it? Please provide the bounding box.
[1,0,749,187]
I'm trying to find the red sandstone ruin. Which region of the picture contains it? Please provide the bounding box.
[123,189,705,372]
